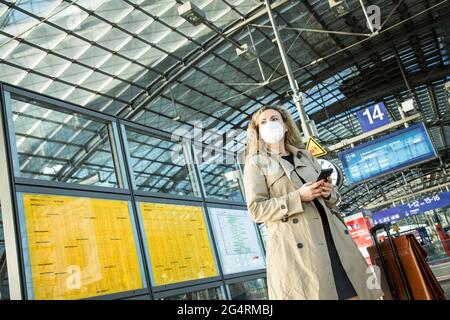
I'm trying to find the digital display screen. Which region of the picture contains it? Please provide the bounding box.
[338,122,437,184]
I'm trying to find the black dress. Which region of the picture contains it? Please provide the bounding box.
[282,153,357,300]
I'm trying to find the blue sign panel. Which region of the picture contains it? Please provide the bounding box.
[356,102,390,133]
[339,122,437,185]
[372,191,450,224]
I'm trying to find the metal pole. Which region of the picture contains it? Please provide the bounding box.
[394,95,409,128]
[0,87,23,299]
[394,49,413,96]
[263,0,312,141]
[358,0,375,34]
[247,25,266,83]
[394,48,424,117]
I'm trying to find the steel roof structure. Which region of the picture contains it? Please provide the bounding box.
[0,0,449,214]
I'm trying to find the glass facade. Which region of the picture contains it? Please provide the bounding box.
[382,204,450,299]
[227,278,268,300]
[125,129,200,197]
[0,0,448,302]
[198,162,244,202]
[0,86,267,300]
[8,94,119,187]
[392,206,450,262]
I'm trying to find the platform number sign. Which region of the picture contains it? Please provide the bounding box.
[356,102,390,133]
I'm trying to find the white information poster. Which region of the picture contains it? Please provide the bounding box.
[208,207,265,274]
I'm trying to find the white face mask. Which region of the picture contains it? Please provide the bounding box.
[260,121,285,144]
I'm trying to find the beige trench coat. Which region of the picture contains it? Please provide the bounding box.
[243,144,384,300]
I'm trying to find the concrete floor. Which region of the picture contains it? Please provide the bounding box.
[430,261,450,299]
[439,280,450,300]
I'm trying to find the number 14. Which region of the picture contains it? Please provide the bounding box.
[363,104,385,124]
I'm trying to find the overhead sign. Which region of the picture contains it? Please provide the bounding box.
[139,202,218,286]
[338,122,437,184]
[356,102,390,133]
[208,208,265,275]
[372,191,450,225]
[306,136,327,157]
[20,194,144,300]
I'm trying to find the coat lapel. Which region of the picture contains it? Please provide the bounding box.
[265,144,319,188]
[274,145,307,188]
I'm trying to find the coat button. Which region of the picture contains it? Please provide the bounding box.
[297,242,303,249]
[281,217,288,222]
[292,218,299,224]
[280,204,286,210]
[345,229,349,235]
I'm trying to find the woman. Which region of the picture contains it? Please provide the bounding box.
[243,105,383,300]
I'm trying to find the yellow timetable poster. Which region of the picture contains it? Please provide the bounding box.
[139,202,217,285]
[22,194,144,300]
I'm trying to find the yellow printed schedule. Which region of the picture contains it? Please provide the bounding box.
[22,194,143,300]
[139,203,217,285]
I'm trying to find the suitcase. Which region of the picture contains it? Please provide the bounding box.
[368,223,445,300]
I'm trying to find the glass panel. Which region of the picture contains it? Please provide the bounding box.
[160,287,224,300]
[138,202,218,286]
[194,145,244,201]
[17,193,146,300]
[8,93,119,187]
[201,163,244,201]
[125,129,200,196]
[227,278,268,300]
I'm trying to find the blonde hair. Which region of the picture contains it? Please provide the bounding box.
[245,105,305,159]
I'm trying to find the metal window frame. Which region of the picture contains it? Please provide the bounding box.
[224,272,267,286]
[118,119,204,200]
[191,141,246,205]
[0,83,24,299]
[83,289,151,301]
[153,280,225,300]
[2,83,127,192]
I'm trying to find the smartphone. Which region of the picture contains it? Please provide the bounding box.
[316,168,333,182]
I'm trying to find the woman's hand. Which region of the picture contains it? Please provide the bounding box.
[299,181,323,201]
[320,177,333,199]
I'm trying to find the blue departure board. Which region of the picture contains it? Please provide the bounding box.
[338,122,437,185]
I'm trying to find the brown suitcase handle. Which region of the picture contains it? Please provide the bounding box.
[370,223,412,300]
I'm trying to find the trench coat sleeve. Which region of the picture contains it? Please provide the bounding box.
[323,184,341,209]
[243,158,304,223]
[304,150,341,209]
